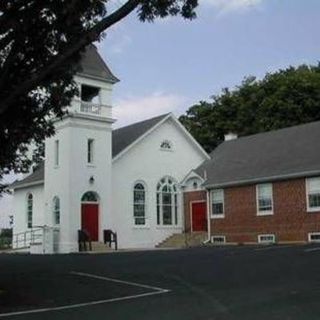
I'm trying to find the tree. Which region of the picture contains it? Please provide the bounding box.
[180,64,320,152]
[0,0,199,191]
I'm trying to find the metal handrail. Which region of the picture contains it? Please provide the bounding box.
[13,227,43,249]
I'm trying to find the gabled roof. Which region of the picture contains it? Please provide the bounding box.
[112,114,170,159]
[197,120,320,189]
[77,45,119,83]
[10,114,173,189]
[10,163,44,189]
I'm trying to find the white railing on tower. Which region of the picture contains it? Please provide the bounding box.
[70,99,112,118]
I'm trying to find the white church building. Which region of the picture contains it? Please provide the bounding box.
[10,46,210,253]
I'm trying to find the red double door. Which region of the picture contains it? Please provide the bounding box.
[192,202,207,231]
[81,203,99,241]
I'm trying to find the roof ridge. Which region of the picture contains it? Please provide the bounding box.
[222,119,320,145]
[113,113,170,132]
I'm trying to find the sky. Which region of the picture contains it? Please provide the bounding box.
[0,0,320,227]
[102,0,320,127]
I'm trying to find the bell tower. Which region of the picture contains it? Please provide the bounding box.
[44,45,119,253]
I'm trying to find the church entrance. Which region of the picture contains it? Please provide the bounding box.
[81,191,99,241]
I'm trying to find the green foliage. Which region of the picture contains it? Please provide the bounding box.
[180,64,320,152]
[0,229,12,249]
[0,0,198,192]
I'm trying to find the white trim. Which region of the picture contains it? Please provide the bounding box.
[211,235,226,244]
[87,138,95,165]
[190,200,206,233]
[256,183,274,216]
[306,177,320,212]
[308,232,320,243]
[210,189,225,219]
[112,113,210,163]
[132,180,148,227]
[206,191,211,241]
[156,176,179,227]
[113,114,172,162]
[169,116,210,160]
[204,170,320,190]
[180,170,205,186]
[258,234,275,244]
[11,180,44,190]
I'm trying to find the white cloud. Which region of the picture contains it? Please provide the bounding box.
[202,0,263,14]
[113,92,187,128]
[109,34,132,55]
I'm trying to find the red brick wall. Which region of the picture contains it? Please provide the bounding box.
[211,178,320,243]
[183,191,207,232]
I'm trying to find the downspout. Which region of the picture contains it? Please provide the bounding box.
[204,188,211,243]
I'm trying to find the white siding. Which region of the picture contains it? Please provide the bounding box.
[112,117,207,248]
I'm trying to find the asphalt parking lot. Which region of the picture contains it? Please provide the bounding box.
[1,244,320,320]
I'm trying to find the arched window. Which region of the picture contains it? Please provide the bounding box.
[157,177,178,226]
[26,194,33,228]
[160,140,173,151]
[53,197,60,225]
[81,191,99,202]
[133,183,146,225]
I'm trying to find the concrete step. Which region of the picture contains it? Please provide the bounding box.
[91,242,114,252]
[157,232,207,248]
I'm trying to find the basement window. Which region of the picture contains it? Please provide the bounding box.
[258,234,275,244]
[308,233,320,243]
[81,85,100,104]
[211,235,226,244]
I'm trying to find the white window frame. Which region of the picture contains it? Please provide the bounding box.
[258,234,276,244]
[306,177,320,212]
[26,193,33,228]
[308,232,320,243]
[211,235,226,244]
[256,183,273,216]
[54,140,59,167]
[160,140,173,151]
[210,189,224,219]
[157,177,179,227]
[87,138,94,165]
[53,196,60,226]
[133,182,147,227]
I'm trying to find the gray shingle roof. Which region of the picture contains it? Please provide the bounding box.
[10,162,44,189]
[11,114,169,189]
[77,45,119,83]
[197,120,320,189]
[112,113,169,158]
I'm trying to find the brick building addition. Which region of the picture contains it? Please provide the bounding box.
[183,121,320,245]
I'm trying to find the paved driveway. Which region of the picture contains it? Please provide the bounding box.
[1,245,320,319]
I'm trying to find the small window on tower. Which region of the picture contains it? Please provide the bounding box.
[87,139,94,164]
[54,140,59,167]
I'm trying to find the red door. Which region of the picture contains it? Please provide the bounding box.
[81,203,99,241]
[192,202,207,231]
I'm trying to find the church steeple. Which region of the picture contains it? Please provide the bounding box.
[44,45,118,253]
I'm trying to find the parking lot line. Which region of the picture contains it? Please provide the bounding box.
[0,272,170,318]
[70,271,170,292]
[304,247,320,252]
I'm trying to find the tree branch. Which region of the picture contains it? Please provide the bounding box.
[0,0,140,115]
